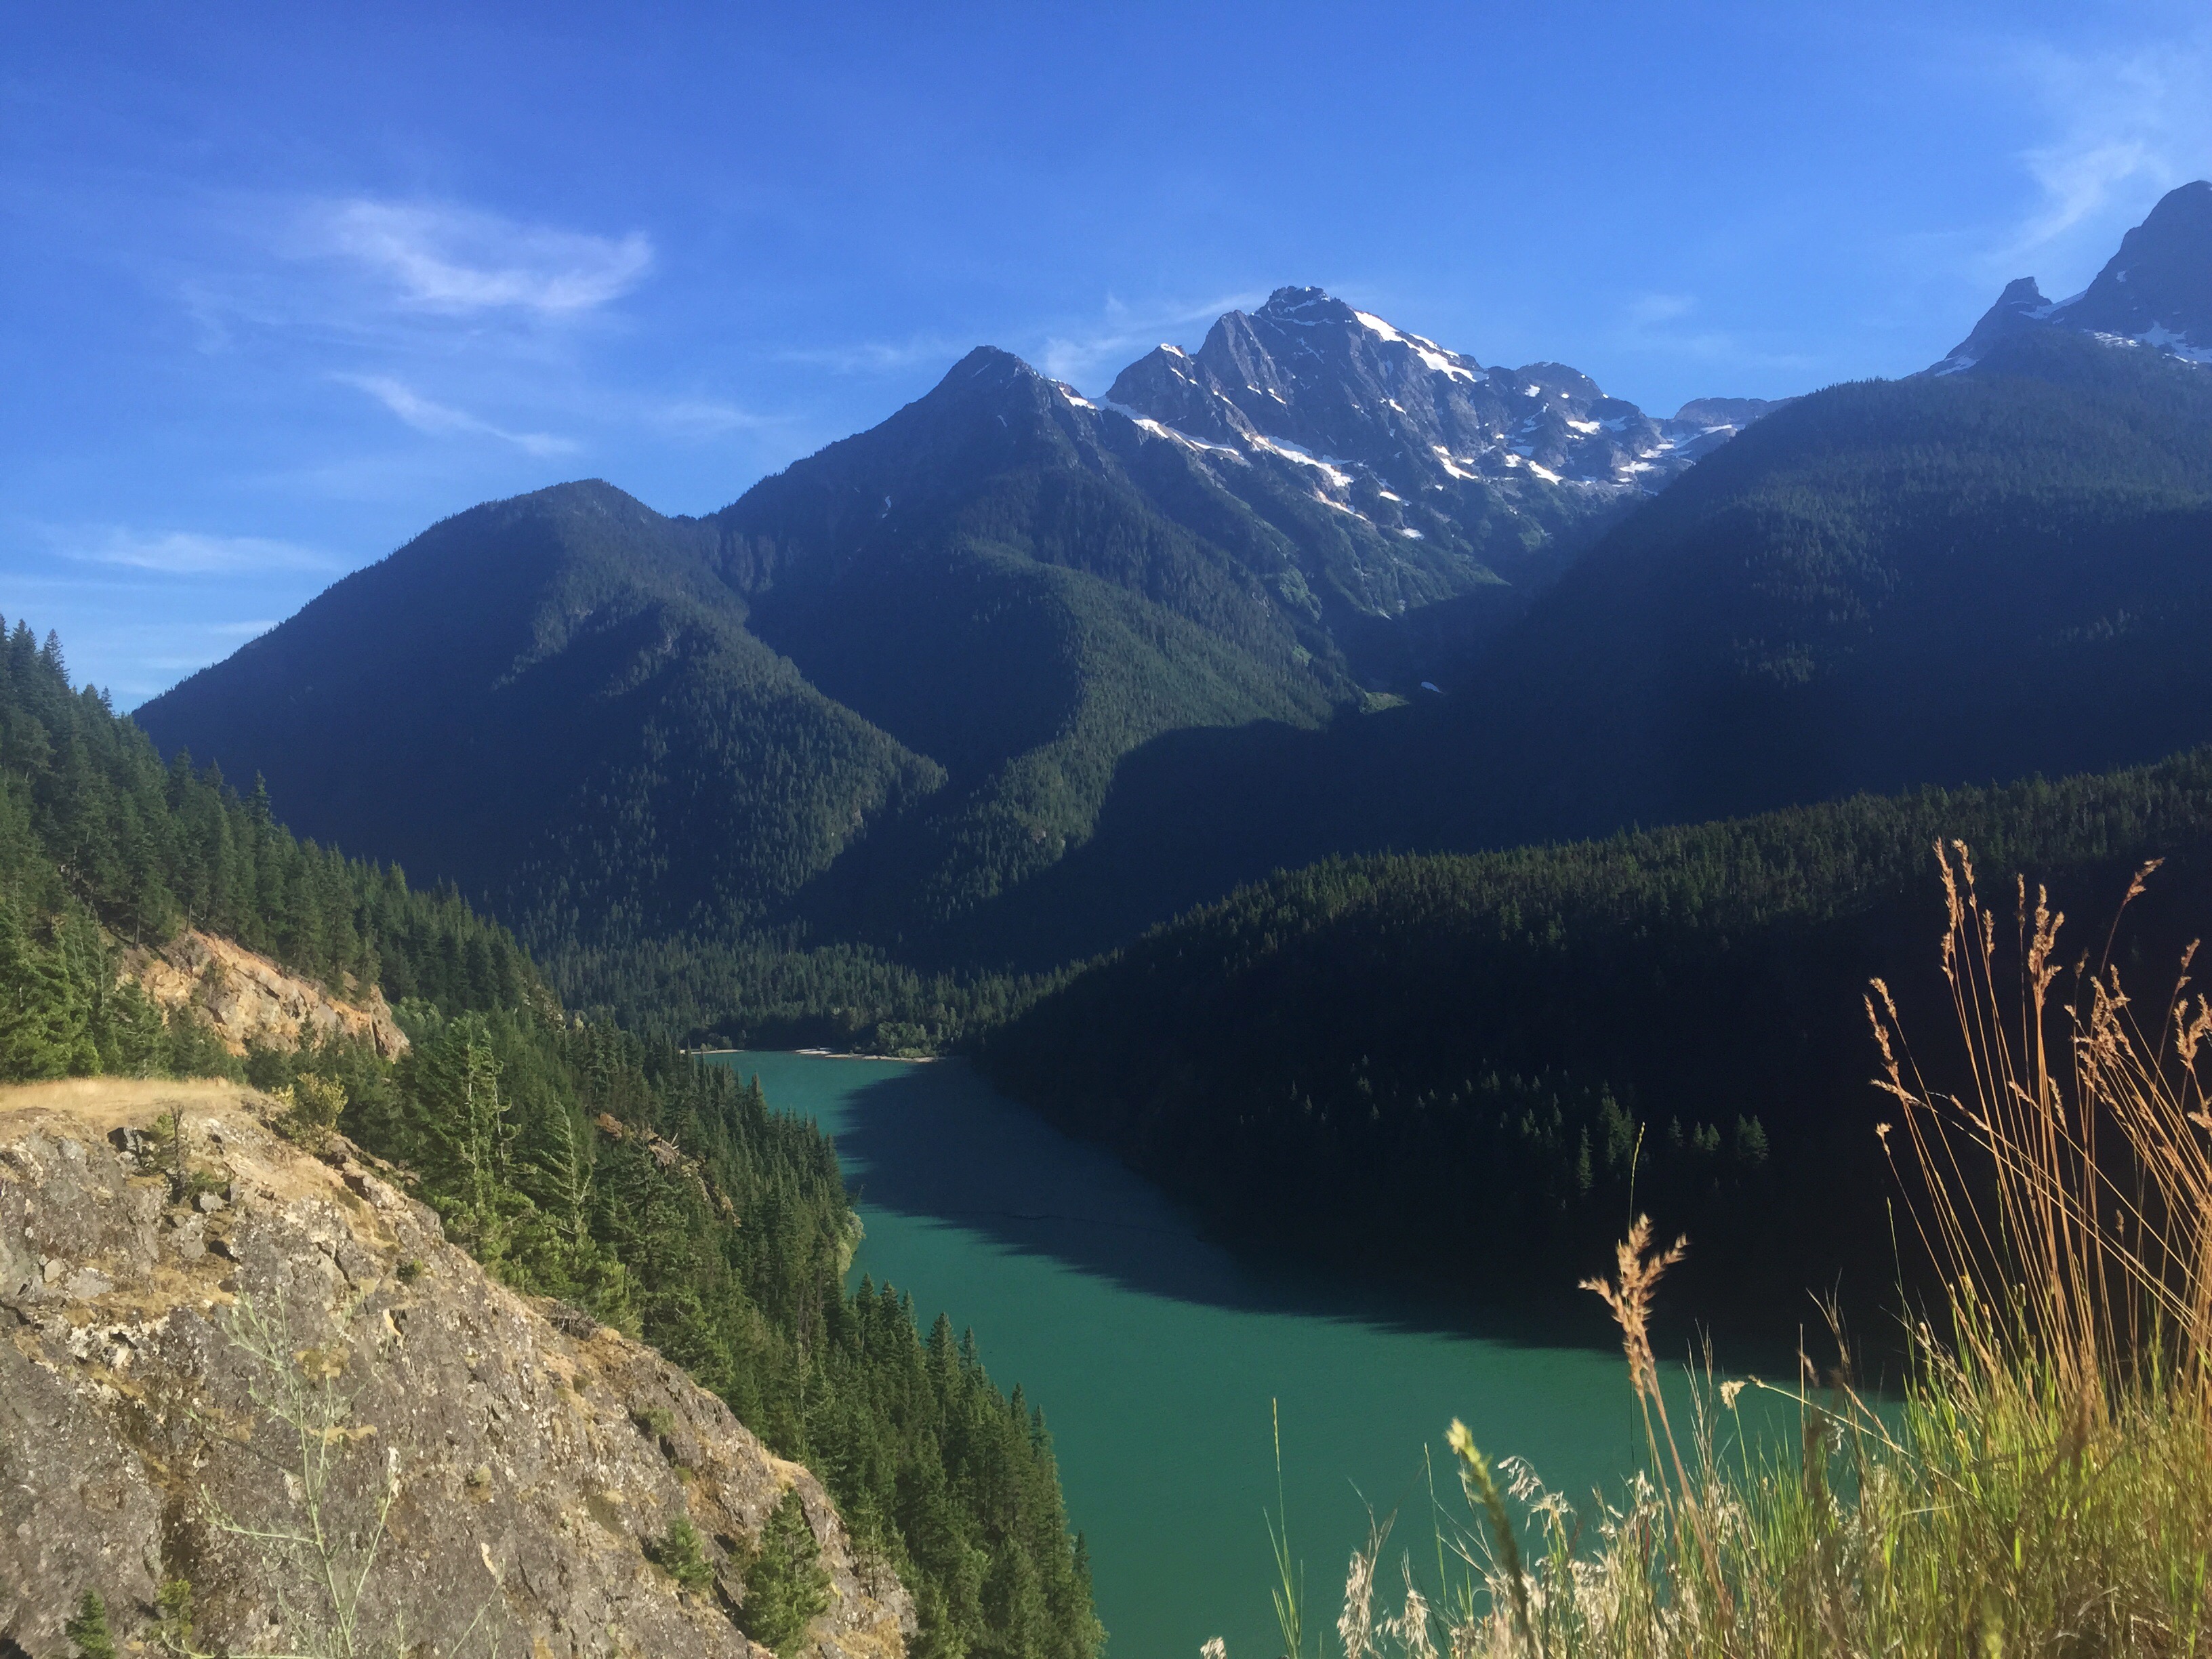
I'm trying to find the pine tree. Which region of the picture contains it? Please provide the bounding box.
[64,1587,116,1659]
[645,1513,717,1594]
[0,901,79,1080]
[403,1013,516,1247]
[738,1488,832,1651]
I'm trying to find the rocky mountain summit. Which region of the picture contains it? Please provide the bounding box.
[0,1078,912,1658]
[1930,179,2212,374]
[1107,285,1775,501]
[709,289,1780,661]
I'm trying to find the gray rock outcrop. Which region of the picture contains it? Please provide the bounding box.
[0,1078,912,1658]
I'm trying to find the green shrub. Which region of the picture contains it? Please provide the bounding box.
[645,1513,716,1594]
[154,1575,194,1654]
[276,1071,348,1150]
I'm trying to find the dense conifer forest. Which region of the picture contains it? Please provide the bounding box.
[1429,329,2212,841]
[0,617,533,1076]
[980,747,2212,1317]
[0,619,1101,1659]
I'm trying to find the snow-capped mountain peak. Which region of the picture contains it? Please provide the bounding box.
[1105,286,1774,502]
[1931,180,2212,374]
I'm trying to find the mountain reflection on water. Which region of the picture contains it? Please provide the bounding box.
[819,1054,1622,1342]
[710,1051,1763,1659]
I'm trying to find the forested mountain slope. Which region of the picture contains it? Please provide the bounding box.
[998,191,2212,951]
[132,482,943,946]
[1439,327,2212,839]
[141,288,1717,995]
[1,621,1103,1658]
[133,192,2210,1035]
[0,616,537,1077]
[707,346,1346,935]
[979,748,2212,1315]
[131,390,1347,975]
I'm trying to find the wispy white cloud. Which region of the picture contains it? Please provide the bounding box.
[43,524,340,575]
[1038,289,1265,389]
[1626,292,1696,326]
[2013,140,2157,255]
[652,398,784,438]
[312,199,653,316]
[775,334,968,375]
[337,373,581,457]
[1994,30,2212,270]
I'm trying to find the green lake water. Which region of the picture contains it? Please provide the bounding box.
[707,1050,1742,1659]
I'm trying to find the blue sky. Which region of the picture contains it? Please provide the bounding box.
[6,1,2210,705]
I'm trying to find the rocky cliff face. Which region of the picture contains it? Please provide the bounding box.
[0,1078,912,1658]
[121,928,411,1059]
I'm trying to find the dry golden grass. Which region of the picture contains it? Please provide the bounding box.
[1264,844,2212,1659]
[1871,844,2212,1406]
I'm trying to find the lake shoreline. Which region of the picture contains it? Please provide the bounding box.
[705,1048,1693,1659]
[691,1046,939,1064]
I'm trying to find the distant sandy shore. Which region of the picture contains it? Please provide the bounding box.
[689,1047,939,1064]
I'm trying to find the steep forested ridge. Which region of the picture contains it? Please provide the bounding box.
[133,368,1364,1019]
[0,621,1102,1659]
[0,616,534,1079]
[980,749,2212,1313]
[1441,329,2212,840]
[130,483,945,941]
[697,353,1372,939]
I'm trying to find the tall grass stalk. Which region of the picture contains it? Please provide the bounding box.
[1289,845,2212,1658]
[1270,1397,1307,1659]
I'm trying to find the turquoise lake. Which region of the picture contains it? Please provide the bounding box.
[707,1050,1750,1659]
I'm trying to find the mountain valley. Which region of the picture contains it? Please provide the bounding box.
[106,182,2212,1269]
[10,134,2212,1659]
[134,284,1770,992]
[28,4,2212,1650]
